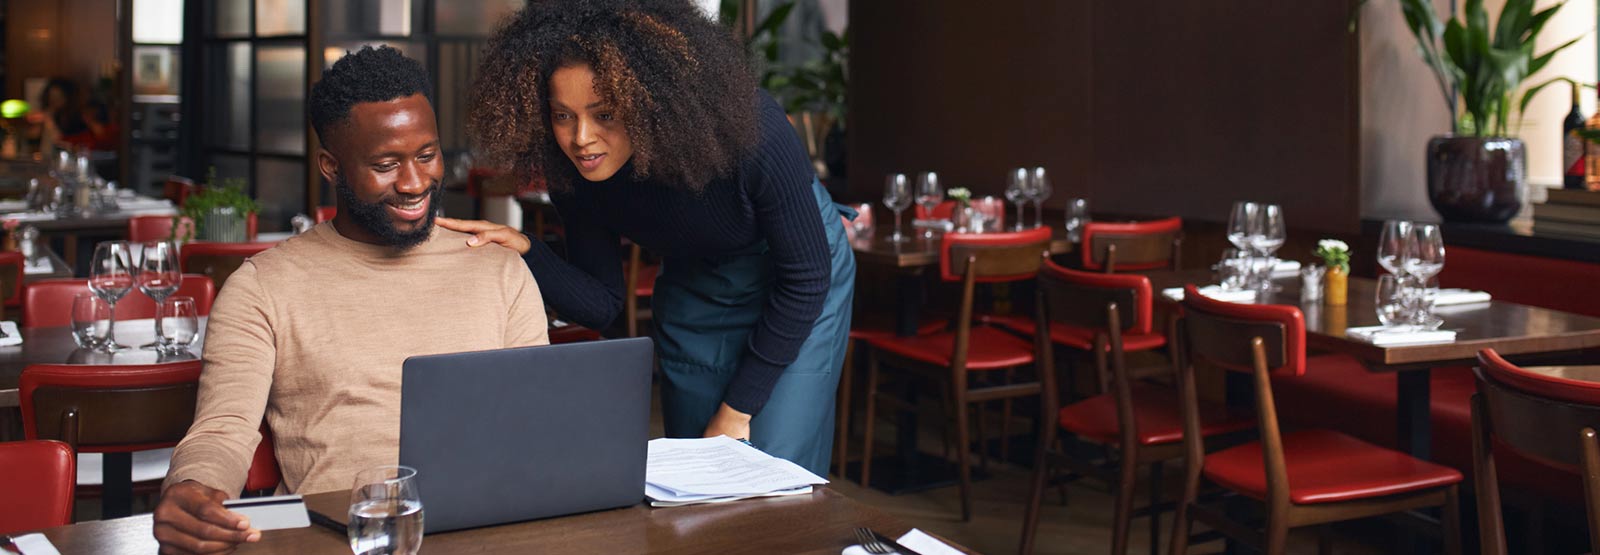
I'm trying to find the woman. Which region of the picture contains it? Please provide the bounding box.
[438,0,854,475]
[29,79,109,152]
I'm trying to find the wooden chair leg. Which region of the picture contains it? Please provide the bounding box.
[1018,394,1056,555]
[1443,485,1462,555]
[1111,449,1138,555]
[1148,461,1164,555]
[834,339,855,479]
[1264,516,1289,555]
[955,387,974,522]
[1168,459,1202,555]
[1001,368,1015,463]
[976,400,990,473]
[860,351,881,488]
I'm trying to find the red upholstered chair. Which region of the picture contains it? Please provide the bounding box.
[1169,285,1463,555]
[859,226,1052,521]
[1018,264,1253,555]
[1472,349,1600,554]
[0,440,75,534]
[314,206,337,223]
[180,242,275,290]
[1080,217,1183,273]
[245,425,281,495]
[914,200,956,220]
[22,274,215,328]
[127,215,194,243]
[623,243,658,338]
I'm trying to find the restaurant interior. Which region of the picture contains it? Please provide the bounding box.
[4,0,1600,553]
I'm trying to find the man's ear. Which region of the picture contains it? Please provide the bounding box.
[316,148,339,185]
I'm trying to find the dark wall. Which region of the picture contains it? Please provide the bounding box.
[847,1,1361,234]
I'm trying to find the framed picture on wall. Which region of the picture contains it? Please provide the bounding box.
[133,45,179,97]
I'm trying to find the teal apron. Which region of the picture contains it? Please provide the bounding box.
[652,178,855,476]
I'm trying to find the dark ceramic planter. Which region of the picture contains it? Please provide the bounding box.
[1426,135,1525,223]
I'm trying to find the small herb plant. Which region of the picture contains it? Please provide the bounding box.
[1314,239,1351,274]
[172,167,258,242]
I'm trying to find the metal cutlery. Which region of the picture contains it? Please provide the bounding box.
[853,527,925,555]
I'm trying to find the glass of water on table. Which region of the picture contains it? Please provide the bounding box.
[350,465,424,555]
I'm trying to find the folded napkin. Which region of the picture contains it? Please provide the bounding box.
[1433,288,1492,306]
[912,218,954,232]
[842,528,964,555]
[1271,259,1302,278]
[23,256,51,275]
[1345,325,1456,346]
[12,533,61,555]
[1162,286,1257,304]
[0,321,22,347]
[0,212,56,223]
[0,200,29,212]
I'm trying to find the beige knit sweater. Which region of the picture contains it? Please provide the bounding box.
[165,223,549,495]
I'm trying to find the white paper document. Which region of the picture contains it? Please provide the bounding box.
[645,436,828,507]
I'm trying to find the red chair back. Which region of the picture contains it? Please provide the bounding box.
[0,440,75,534]
[22,274,215,328]
[1177,284,1306,377]
[1477,348,1600,406]
[915,200,956,220]
[1038,258,1155,336]
[180,242,275,290]
[1080,217,1183,272]
[21,361,201,453]
[315,206,337,223]
[938,226,1052,283]
[0,251,23,308]
[246,425,281,493]
[127,216,194,243]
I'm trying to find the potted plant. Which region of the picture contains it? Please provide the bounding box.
[1397,0,1580,222]
[1315,239,1352,305]
[174,168,258,243]
[722,1,850,180]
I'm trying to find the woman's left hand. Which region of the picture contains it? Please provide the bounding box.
[702,403,752,441]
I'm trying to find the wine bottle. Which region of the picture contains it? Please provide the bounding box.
[1566,82,1586,189]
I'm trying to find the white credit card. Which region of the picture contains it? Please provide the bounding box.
[223,494,312,531]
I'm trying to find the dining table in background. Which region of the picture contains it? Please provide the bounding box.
[0,318,206,415]
[1147,269,1600,462]
[30,486,977,554]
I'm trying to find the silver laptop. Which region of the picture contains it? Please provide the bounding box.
[399,337,653,533]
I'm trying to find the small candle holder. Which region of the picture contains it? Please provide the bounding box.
[1300,264,1326,304]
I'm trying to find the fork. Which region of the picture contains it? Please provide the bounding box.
[854,528,895,554]
[1,534,18,554]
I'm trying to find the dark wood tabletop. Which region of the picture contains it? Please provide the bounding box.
[0,317,205,408]
[850,224,1075,268]
[30,487,972,554]
[1147,269,1600,369]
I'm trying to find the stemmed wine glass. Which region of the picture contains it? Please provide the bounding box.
[1404,223,1445,327]
[1376,220,1412,276]
[88,241,134,351]
[915,172,943,239]
[882,173,912,243]
[137,241,181,350]
[1029,166,1052,227]
[1226,201,1259,251]
[1004,168,1028,231]
[1250,204,1286,257]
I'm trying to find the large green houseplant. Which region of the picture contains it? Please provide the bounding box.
[1398,0,1580,222]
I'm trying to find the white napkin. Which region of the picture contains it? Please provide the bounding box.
[0,200,29,212]
[1162,285,1257,304]
[13,533,61,555]
[0,321,22,347]
[1345,325,1456,346]
[842,528,965,555]
[1433,288,1492,306]
[1271,259,1302,278]
[0,212,56,223]
[23,257,51,275]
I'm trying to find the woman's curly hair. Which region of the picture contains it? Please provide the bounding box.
[469,0,759,191]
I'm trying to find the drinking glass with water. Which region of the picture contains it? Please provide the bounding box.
[349,465,424,555]
[157,297,200,354]
[70,293,110,349]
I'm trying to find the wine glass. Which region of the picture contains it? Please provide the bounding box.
[882,174,912,243]
[1376,220,1412,275]
[137,241,181,350]
[88,241,134,351]
[1029,166,1052,227]
[915,172,943,239]
[349,465,424,555]
[1004,168,1028,231]
[1063,198,1089,242]
[1405,224,1445,326]
[70,293,110,349]
[157,297,200,354]
[849,203,873,240]
[1226,201,1259,251]
[1250,204,1286,257]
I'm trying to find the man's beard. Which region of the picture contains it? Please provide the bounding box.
[335,174,442,250]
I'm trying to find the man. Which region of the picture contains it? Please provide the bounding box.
[153,46,549,554]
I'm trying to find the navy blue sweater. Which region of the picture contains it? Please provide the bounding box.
[522,91,830,416]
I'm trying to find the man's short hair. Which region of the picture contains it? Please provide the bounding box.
[308,45,433,142]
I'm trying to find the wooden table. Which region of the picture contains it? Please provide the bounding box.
[0,317,205,408]
[1148,269,1600,461]
[31,487,973,554]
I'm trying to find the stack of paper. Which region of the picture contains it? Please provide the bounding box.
[645,436,829,507]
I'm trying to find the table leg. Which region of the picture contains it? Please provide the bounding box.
[1396,369,1432,461]
[895,270,924,337]
[103,452,133,519]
